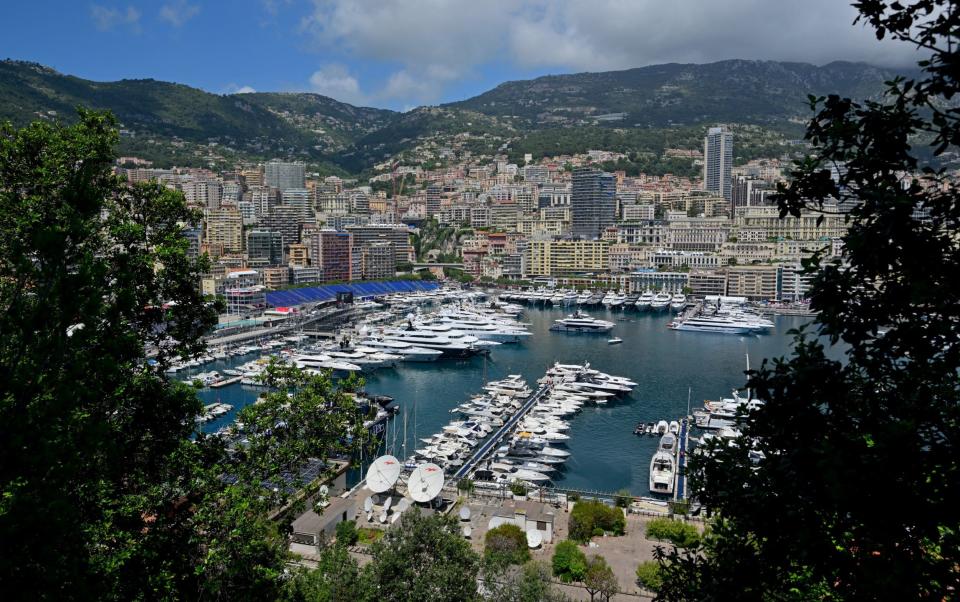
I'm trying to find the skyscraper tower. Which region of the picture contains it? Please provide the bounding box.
[703,126,733,201]
[571,167,616,240]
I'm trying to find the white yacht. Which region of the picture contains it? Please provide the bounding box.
[668,315,756,335]
[649,448,675,495]
[670,294,687,311]
[636,291,654,309]
[601,291,617,306]
[609,290,626,308]
[549,310,615,333]
[650,292,672,310]
[576,291,592,305]
[291,353,363,374]
[378,327,480,358]
[358,338,443,362]
[422,316,530,343]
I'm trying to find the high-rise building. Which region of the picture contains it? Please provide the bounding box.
[362,242,396,280]
[204,208,243,253]
[570,168,616,240]
[426,185,442,217]
[704,126,733,201]
[345,224,413,263]
[316,230,353,282]
[263,205,311,249]
[264,160,305,192]
[281,188,312,211]
[246,230,284,266]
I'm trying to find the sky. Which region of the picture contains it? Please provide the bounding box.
[1,1,923,111]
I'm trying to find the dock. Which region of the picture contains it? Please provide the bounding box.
[452,383,553,480]
[210,376,242,388]
[675,417,690,501]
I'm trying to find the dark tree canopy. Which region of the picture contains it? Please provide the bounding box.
[0,110,372,600]
[658,2,960,600]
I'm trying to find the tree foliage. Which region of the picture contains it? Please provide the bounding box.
[658,2,960,600]
[364,508,480,601]
[483,560,571,602]
[583,555,619,602]
[568,501,626,543]
[0,111,373,600]
[552,539,588,583]
[485,523,531,567]
[645,518,701,548]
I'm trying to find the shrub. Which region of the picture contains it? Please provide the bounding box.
[457,478,474,494]
[484,523,530,566]
[635,560,663,592]
[509,480,528,497]
[645,518,700,547]
[614,489,633,508]
[567,491,580,502]
[552,539,587,583]
[568,500,626,543]
[335,519,359,546]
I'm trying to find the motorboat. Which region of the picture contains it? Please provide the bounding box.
[649,449,675,495]
[670,294,687,312]
[651,293,672,310]
[668,315,756,335]
[358,338,444,362]
[550,310,615,333]
[636,291,654,309]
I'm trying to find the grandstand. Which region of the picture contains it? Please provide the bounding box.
[264,280,440,308]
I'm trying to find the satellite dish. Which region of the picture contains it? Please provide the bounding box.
[462,526,472,538]
[459,506,471,521]
[526,529,543,549]
[408,463,445,503]
[366,455,402,493]
[379,512,387,524]
[363,496,374,513]
[383,496,393,512]
[316,485,331,509]
[395,498,410,513]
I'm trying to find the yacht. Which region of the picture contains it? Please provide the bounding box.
[358,337,444,362]
[549,310,615,333]
[378,327,481,358]
[668,315,756,335]
[636,291,654,309]
[601,291,617,307]
[670,294,687,312]
[649,448,675,495]
[423,315,530,343]
[291,353,363,374]
[650,292,672,310]
[576,291,592,305]
[608,290,627,308]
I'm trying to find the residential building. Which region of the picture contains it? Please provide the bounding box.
[571,167,616,239]
[362,242,396,280]
[704,126,733,201]
[526,239,609,276]
[316,230,352,282]
[687,270,728,298]
[204,208,243,253]
[264,160,305,191]
[726,264,780,301]
[246,230,283,265]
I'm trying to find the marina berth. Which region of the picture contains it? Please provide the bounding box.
[650,292,672,310]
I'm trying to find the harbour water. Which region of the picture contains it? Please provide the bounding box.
[193,306,822,495]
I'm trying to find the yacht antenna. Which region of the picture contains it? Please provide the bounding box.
[745,353,752,400]
[687,386,692,418]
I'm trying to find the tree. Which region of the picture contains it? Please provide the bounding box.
[282,544,368,602]
[635,560,663,593]
[364,508,480,601]
[658,2,960,600]
[583,555,618,602]
[0,111,374,599]
[552,539,588,583]
[485,523,531,567]
[336,520,359,546]
[483,560,571,602]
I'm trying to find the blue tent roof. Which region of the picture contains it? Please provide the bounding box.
[264,280,438,307]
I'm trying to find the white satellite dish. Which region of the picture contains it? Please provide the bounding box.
[459,506,471,521]
[383,496,393,512]
[408,463,445,503]
[316,485,331,509]
[462,526,472,538]
[395,498,410,513]
[363,496,374,513]
[379,512,387,524]
[526,529,543,549]
[366,455,402,493]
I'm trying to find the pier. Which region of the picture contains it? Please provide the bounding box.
[675,417,690,500]
[452,382,553,480]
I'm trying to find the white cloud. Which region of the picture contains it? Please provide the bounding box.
[301,0,922,107]
[159,0,200,27]
[309,64,368,105]
[223,83,257,94]
[90,4,141,33]
[262,0,293,16]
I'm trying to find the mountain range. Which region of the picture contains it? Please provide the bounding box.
[0,59,905,174]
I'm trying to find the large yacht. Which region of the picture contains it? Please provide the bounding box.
[422,315,530,343]
[378,327,481,358]
[650,292,672,310]
[667,315,756,335]
[549,310,616,333]
[636,291,654,309]
[358,337,444,362]
[670,294,687,311]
